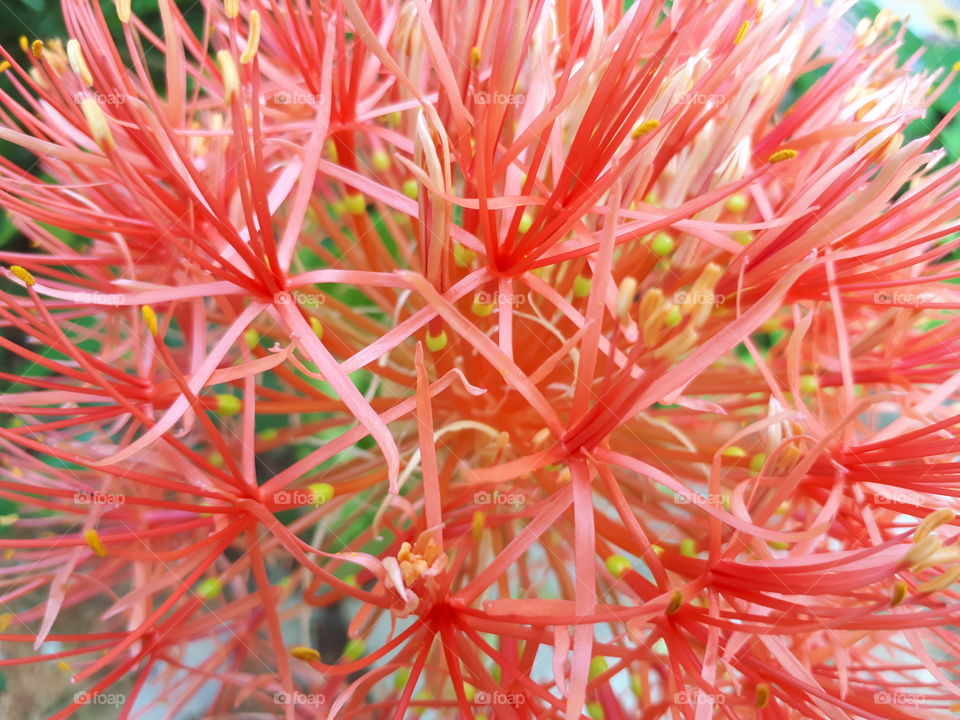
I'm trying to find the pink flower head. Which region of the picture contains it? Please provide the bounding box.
[0,0,960,718]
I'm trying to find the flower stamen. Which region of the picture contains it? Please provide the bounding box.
[84,529,107,558]
[240,11,260,64]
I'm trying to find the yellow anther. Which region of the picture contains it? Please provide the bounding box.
[877,133,903,160]
[31,40,43,60]
[472,295,494,316]
[683,262,723,328]
[10,265,35,286]
[372,149,391,171]
[532,427,552,448]
[637,287,664,322]
[240,11,261,64]
[402,178,419,199]
[310,316,324,339]
[573,274,591,298]
[915,509,955,543]
[891,580,908,606]
[393,667,411,690]
[216,50,239,102]
[605,555,631,578]
[344,192,366,215]
[469,46,481,68]
[755,683,770,708]
[903,534,945,571]
[589,656,608,681]
[84,529,107,558]
[650,232,674,257]
[854,99,877,121]
[309,482,334,505]
[768,149,797,163]
[425,329,447,352]
[116,0,132,23]
[735,20,750,45]
[396,538,445,586]
[454,242,476,267]
[197,577,222,598]
[0,61,9,73]
[80,97,113,150]
[631,119,659,138]
[19,36,28,53]
[665,590,683,614]
[471,510,485,540]
[343,638,364,660]
[257,429,279,446]
[141,305,158,336]
[916,565,960,595]
[224,0,239,19]
[653,326,698,360]
[290,646,321,662]
[725,193,748,213]
[215,394,242,415]
[615,276,638,323]
[325,139,339,163]
[853,127,885,152]
[67,39,93,86]
[663,306,682,328]
[0,613,11,631]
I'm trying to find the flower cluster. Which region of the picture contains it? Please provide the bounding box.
[0,0,959,718]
